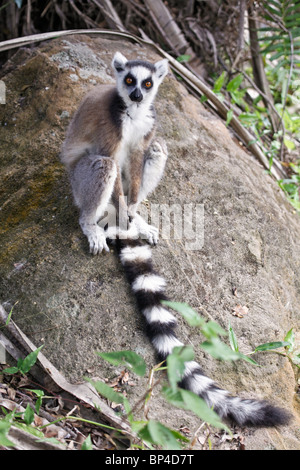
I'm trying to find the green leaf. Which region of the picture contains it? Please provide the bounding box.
[201,337,241,361]
[19,345,44,374]
[179,389,228,431]
[96,350,146,376]
[0,433,15,447]
[284,328,295,352]
[0,421,14,447]
[171,345,194,363]
[228,323,239,352]
[242,355,260,366]
[139,420,184,450]
[130,420,148,434]
[284,136,296,150]
[239,113,259,126]
[226,74,243,92]
[87,378,133,419]
[231,90,246,106]
[27,389,45,415]
[36,436,66,447]
[1,366,19,375]
[81,434,93,450]
[23,404,35,426]
[163,385,187,409]
[167,345,194,392]
[163,386,228,431]
[87,379,126,405]
[263,0,281,14]
[166,355,184,393]
[162,301,205,328]
[254,341,291,352]
[5,302,18,326]
[226,109,233,126]
[14,422,44,438]
[27,389,45,398]
[201,337,259,365]
[176,54,191,63]
[213,71,227,93]
[201,321,227,339]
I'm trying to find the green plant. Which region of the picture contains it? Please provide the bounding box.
[1,345,43,376]
[89,305,239,450]
[93,302,298,449]
[87,350,195,449]
[259,1,300,74]
[163,301,257,365]
[0,368,123,449]
[211,5,300,210]
[0,345,49,448]
[0,397,51,448]
[0,414,15,447]
[91,302,298,449]
[230,325,300,369]
[210,1,300,185]
[258,1,300,159]
[278,160,300,211]
[1,302,297,450]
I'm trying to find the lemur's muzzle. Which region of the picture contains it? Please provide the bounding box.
[130,88,143,102]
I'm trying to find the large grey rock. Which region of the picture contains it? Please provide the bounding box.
[0,35,299,449]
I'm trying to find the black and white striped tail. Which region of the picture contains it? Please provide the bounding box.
[115,238,290,428]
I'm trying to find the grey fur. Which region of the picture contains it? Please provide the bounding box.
[61,52,169,252]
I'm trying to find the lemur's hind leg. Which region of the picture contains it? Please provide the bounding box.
[70,155,117,254]
[133,138,168,245]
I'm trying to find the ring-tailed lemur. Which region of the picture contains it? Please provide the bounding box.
[61,52,290,427]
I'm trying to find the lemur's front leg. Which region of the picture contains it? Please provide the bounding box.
[111,166,130,230]
[127,146,145,221]
[129,138,168,245]
[127,130,157,219]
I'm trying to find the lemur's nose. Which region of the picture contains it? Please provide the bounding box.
[130,88,143,102]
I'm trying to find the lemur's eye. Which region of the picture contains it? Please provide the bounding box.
[125,77,133,85]
[144,81,152,88]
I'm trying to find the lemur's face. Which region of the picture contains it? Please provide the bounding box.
[112,52,168,107]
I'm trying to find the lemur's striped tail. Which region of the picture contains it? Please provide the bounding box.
[115,237,291,428]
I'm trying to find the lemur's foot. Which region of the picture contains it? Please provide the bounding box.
[133,213,159,245]
[82,224,110,255]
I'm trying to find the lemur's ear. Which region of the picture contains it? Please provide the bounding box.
[112,52,128,73]
[155,59,168,80]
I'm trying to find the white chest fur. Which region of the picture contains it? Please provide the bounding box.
[116,104,154,169]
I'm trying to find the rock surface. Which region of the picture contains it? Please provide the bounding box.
[0,35,299,450]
